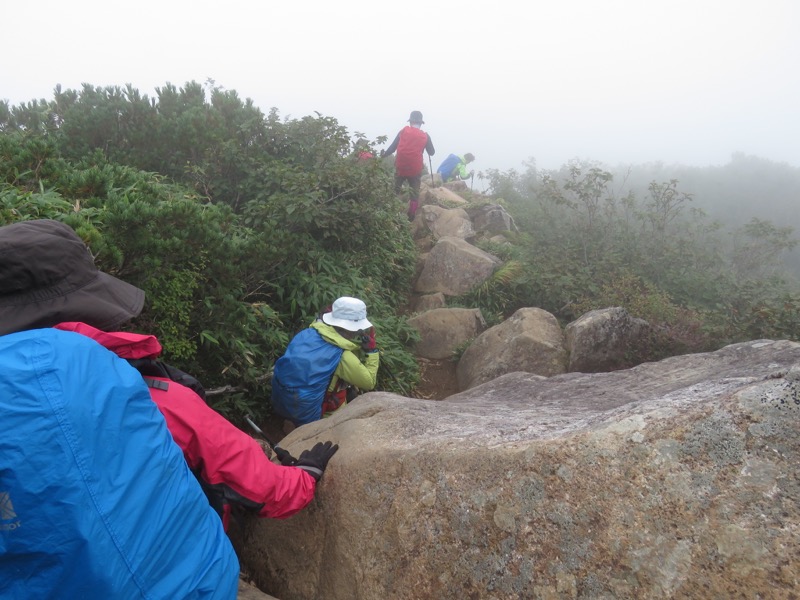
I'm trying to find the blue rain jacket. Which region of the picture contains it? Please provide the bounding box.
[0,328,239,599]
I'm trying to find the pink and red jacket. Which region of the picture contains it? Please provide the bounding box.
[55,321,316,531]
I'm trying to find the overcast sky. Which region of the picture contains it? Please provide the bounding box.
[4,0,798,181]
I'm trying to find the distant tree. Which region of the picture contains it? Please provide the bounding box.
[472,158,800,351]
[730,218,797,282]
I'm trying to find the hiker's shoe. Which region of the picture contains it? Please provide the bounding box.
[407,199,419,221]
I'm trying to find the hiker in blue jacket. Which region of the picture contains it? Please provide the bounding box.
[0,220,333,598]
[271,296,380,426]
[0,219,241,599]
[0,219,342,599]
[437,152,475,182]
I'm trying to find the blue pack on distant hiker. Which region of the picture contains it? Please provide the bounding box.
[272,327,345,425]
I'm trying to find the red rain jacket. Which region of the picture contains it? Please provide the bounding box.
[54,321,316,531]
[395,126,429,177]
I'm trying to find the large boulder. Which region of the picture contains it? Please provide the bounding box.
[410,292,447,313]
[237,340,800,600]
[441,179,470,193]
[465,203,518,235]
[237,579,278,600]
[566,306,651,372]
[422,184,467,207]
[413,205,475,241]
[456,307,568,390]
[413,236,501,297]
[407,307,486,360]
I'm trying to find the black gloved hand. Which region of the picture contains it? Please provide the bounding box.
[295,441,339,482]
[360,327,377,352]
[274,445,298,466]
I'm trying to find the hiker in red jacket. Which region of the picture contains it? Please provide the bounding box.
[0,219,338,534]
[381,110,435,221]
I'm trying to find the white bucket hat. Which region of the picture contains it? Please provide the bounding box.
[322,296,372,332]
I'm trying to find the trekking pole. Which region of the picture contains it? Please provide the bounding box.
[245,414,302,465]
[379,354,398,384]
[378,352,419,399]
[245,414,277,449]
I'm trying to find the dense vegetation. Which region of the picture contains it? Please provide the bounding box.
[0,81,419,419]
[474,160,800,357]
[2,81,799,420]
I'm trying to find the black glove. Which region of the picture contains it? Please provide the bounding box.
[274,445,298,466]
[295,441,339,482]
[360,327,377,352]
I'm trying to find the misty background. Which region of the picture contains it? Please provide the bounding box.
[4,1,799,174]
[3,0,799,263]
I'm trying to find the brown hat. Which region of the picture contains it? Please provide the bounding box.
[0,219,144,336]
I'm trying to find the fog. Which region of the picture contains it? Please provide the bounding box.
[3,0,799,180]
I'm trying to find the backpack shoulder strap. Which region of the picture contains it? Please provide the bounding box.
[142,377,170,391]
[127,358,207,402]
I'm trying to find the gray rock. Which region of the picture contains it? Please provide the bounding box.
[415,205,475,241]
[238,578,279,600]
[467,203,518,234]
[422,184,467,206]
[413,236,501,296]
[456,307,568,390]
[410,292,447,313]
[408,307,486,360]
[238,340,800,600]
[566,306,651,372]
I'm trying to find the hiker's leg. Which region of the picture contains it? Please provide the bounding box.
[407,175,422,221]
[394,175,405,196]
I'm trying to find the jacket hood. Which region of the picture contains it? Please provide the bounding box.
[54,321,162,359]
[310,320,360,351]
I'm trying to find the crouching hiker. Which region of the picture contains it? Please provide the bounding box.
[0,219,338,599]
[437,152,475,183]
[55,320,339,528]
[271,296,380,427]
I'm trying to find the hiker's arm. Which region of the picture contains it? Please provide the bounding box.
[381,132,401,157]
[336,349,379,391]
[426,134,435,156]
[150,382,318,519]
